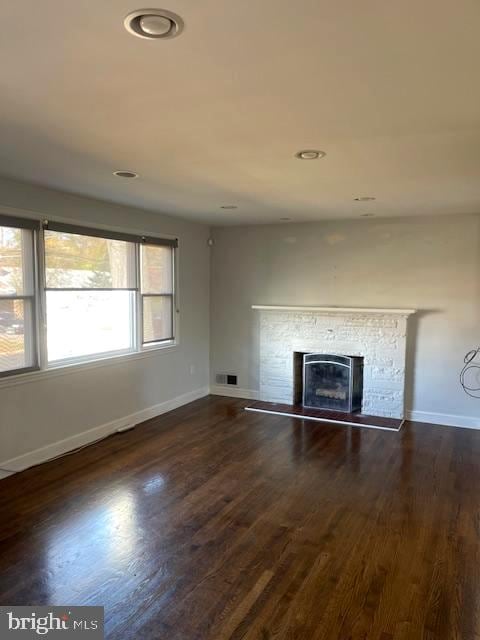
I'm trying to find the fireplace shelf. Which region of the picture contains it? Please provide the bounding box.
[245,401,403,432]
[252,305,416,315]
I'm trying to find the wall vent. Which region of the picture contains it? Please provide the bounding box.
[216,373,238,386]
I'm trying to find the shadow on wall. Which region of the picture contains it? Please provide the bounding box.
[404,309,442,414]
[249,308,261,393]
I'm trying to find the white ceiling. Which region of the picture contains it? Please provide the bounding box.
[0,0,479,225]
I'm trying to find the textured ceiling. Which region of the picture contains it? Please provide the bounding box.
[0,0,479,225]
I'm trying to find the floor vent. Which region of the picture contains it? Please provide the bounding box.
[216,374,238,386]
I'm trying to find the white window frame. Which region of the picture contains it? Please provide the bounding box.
[139,242,176,349]
[0,215,40,378]
[0,213,178,381]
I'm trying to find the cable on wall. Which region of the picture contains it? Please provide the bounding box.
[460,347,480,398]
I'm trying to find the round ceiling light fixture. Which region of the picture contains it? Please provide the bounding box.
[354,196,376,202]
[124,9,184,40]
[114,170,139,179]
[295,150,326,160]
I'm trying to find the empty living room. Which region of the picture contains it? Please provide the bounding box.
[1,1,480,638]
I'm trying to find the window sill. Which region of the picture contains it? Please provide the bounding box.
[0,342,178,390]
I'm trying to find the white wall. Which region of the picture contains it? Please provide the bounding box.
[1,179,478,473]
[210,214,480,427]
[0,177,210,469]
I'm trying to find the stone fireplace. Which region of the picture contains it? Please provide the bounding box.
[253,305,416,419]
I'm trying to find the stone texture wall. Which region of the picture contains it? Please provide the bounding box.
[258,310,410,418]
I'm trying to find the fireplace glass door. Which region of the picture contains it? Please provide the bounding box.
[303,354,363,413]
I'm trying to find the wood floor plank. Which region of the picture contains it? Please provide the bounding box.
[0,395,479,639]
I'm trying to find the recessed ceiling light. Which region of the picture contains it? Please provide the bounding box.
[113,170,138,178]
[124,9,184,40]
[220,205,237,209]
[295,150,326,160]
[354,196,376,202]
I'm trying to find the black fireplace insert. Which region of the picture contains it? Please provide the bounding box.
[303,353,363,413]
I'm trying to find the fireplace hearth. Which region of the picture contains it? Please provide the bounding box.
[302,353,363,413]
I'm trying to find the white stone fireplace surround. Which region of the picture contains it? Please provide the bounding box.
[253,306,416,419]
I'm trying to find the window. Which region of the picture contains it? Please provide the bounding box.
[0,215,177,378]
[0,216,38,377]
[140,244,175,345]
[44,230,137,363]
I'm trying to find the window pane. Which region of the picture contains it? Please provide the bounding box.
[45,231,135,289]
[143,296,173,343]
[47,291,134,362]
[0,226,33,296]
[0,299,34,372]
[141,245,173,294]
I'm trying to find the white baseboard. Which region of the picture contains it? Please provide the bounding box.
[3,388,477,481]
[0,386,209,479]
[210,385,260,400]
[406,410,480,430]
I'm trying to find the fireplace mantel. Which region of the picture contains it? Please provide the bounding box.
[252,305,416,316]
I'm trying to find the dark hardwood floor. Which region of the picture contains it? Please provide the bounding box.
[1,395,479,639]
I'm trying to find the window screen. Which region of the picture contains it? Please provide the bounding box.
[140,244,174,344]
[0,222,37,375]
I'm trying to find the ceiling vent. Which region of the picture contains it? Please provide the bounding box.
[124,9,184,40]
